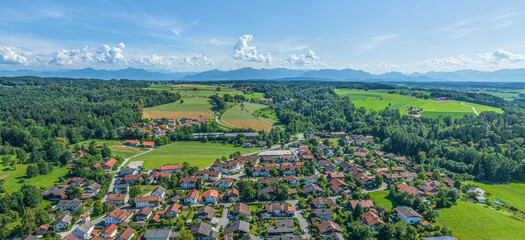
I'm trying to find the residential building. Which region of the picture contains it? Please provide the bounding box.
[396,206,423,224]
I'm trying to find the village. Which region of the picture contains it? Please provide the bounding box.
[30,131,472,240]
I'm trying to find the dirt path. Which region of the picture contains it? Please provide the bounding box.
[496,185,525,195]
[460,102,479,115]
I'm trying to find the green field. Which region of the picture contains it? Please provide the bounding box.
[75,139,146,159]
[223,104,258,120]
[145,97,213,112]
[243,102,267,113]
[334,89,503,118]
[146,84,243,97]
[369,190,396,210]
[0,164,68,192]
[464,181,525,212]
[222,104,274,131]
[129,141,262,169]
[438,201,525,240]
[243,92,266,100]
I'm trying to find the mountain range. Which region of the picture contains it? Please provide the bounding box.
[1,67,525,82]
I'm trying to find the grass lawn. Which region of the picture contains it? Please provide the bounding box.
[334,89,503,119]
[505,183,525,193]
[138,184,158,196]
[145,97,213,112]
[0,164,68,192]
[369,190,396,210]
[75,139,146,159]
[437,201,525,240]
[129,141,262,169]
[464,181,525,212]
[243,102,268,114]
[243,92,266,100]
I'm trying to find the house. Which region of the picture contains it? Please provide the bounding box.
[146,171,171,184]
[265,202,296,217]
[318,220,343,236]
[135,196,164,208]
[313,198,337,209]
[144,229,178,240]
[124,140,140,147]
[280,154,299,162]
[226,188,240,202]
[329,179,349,193]
[65,177,88,187]
[62,234,81,240]
[57,198,83,212]
[83,182,102,196]
[154,164,182,173]
[120,167,139,176]
[258,141,267,147]
[391,166,405,172]
[267,219,295,236]
[102,158,118,172]
[36,224,48,235]
[330,131,345,137]
[313,208,333,221]
[196,169,222,182]
[326,171,344,180]
[104,208,133,225]
[258,186,277,200]
[467,187,486,203]
[396,183,424,196]
[361,210,384,230]
[164,203,182,218]
[141,141,156,148]
[280,164,301,176]
[396,206,423,224]
[151,186,166,198]
[203,189,219,203]
[286,175,301,185]
[230,203,251,220]
[134,206,153,221]
[106,194,129,205]
[113,183,130,194]
[190,222,218,240]
[251,166,271,177]
[53,215,72,232]
[304,176,318,183]
[244,142,252,148]
[115,227,136,240]
[223,220,250,236]
[101,224,119,238]
[400,172,418,181]
[348,200,374,210]
[214,178,234,188]
[184,189,200,205]
[42,185,67,200]
[72,221,94,239]
[122,174,142,184]
[179,177,201,189]
[302,183,326,196]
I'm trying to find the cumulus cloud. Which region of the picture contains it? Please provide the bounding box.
[420,49,525,71]
[285,50,324,67]
[0,42,214,71]
[0,46,35,65]
[233,35,271,63]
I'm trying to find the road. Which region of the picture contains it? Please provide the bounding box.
[215,113,234,129]
[362,182,388,193]
[211,203,232,230]
[460,102,479,115]
[103,148,154,200]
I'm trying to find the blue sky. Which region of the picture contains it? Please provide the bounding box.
[1,0,525,73]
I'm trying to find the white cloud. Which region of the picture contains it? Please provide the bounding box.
[0,46,35,65]
[358,34,398,54]
[419,49,525,72]
[51,43,127,66]
[285,50,324,67]
[233,35,271,63]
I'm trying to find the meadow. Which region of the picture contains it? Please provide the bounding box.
[145,84,243,97]
[437,201,525,240]
[243,92,265,100]
[75,139,146,159]
[0,163,68,192]
[128,141,262,169]
[464,181,525,212]
[221,104,273,131]
[334,89,503,119]
[142,97,215,119]
[369,190,396,210]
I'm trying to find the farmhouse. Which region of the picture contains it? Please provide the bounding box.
[104,208,133,226]
[102,158,118,172]
[124,140,140,147]
[106,194,129,205]
[57,198,83,212]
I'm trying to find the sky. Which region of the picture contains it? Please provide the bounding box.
[1,0,525,73]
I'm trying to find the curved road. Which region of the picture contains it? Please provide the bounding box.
[460,102,479,115]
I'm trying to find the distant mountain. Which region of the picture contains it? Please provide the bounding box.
[0,67,192,80]
[1,66,525,82]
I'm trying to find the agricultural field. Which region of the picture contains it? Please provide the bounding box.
[468,88,525,101]
[369,190,396,210]
[463,181,525,212]
[0,163,68,193]
[437,201,525,240]
[243,92,265,100]
[221,104,273,131]
[75,139,146,159]
[334,89,503,119]
[145,84,243,97]
[143,97,215,119]
[128,141,262,169]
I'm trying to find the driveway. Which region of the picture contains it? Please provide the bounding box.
[363,182,388,193]
[286,199,311,239]
[211,203,231,230]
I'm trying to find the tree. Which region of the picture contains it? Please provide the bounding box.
[101,145,111,158]
[432,169,441,180]
[20,207,37,236]
[66,186,83,199]
[347,221,374,240]
[129,186,141,198]
[377,223,396,240]
[20,185,43,208]
[93,200,104,215]
[176,227,194,240]
[26,164,40,178]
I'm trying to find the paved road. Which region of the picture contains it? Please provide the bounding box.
[215,113,234,129]
[211,203,232,230]
[362,182,388,193]
[460,102,479,115]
